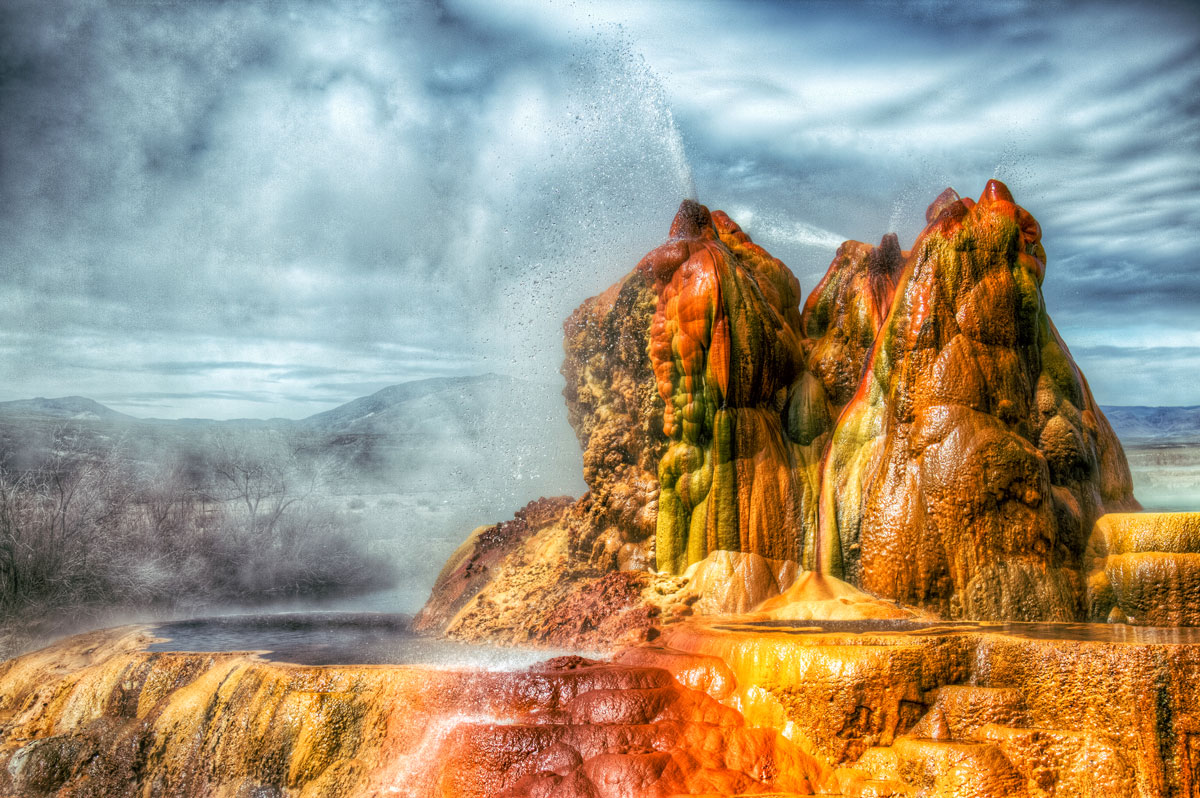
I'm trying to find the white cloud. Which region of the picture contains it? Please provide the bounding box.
[1,0,1198,415]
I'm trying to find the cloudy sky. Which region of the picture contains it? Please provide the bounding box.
[1,0,1198,418]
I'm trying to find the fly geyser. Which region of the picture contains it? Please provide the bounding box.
[640,203,808,574]
[4,182,1200,798]
[419,180,1144,639]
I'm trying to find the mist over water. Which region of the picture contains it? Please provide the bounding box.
[0,1,711,641]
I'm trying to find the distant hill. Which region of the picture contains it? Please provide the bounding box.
[0,396,134,421]
[302,374,514,432]
[1102,406,1200,445]
[4,389,1199,458]
[0,375,585,501]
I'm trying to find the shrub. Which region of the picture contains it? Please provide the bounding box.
[0,437,396,643]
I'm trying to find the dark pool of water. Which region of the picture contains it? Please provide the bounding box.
[147,613,579,669]
[147,614,1200,669]
[715,618,1200,644]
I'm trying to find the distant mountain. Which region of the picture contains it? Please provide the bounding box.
[300,373,531,433]
[0,396,133,421]
[3,389,1197,452]
[0,375,584,500]
[1102,406,1200,444]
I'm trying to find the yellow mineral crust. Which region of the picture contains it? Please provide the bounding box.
[660,616,1200,797]
[1086,511,1200,624]
[0,627,831,797]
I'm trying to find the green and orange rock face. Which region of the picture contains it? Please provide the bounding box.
[821,181,1139,619]
[794,231,906,572]
[589,183,1138,618]
[422,182,1145,637]
[637,201,808,574]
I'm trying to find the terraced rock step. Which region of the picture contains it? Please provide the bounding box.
[0,628,828,797]
[661,616,1200,797]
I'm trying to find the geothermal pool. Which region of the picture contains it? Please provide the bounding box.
[715,617,1200,644]
[147,612,590,668]
[144,612,1200,672]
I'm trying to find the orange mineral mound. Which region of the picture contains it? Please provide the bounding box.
[753,571,925,622]
[420,183,1162,653]
[821,181,1139,620]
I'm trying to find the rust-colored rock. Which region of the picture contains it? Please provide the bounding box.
[11,615,1197,797]
[821,181,1139,620]
[0,627,829,798]
[799,232,905,440]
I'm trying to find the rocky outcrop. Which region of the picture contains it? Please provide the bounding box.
[422,182,1145,644]
[413,497,690,649]
[418,201,821,646]
[798,231,905,448]
[413,496,575,635]
[561,269,665,566]
[820,182,1139,620]
[794,231,907,573]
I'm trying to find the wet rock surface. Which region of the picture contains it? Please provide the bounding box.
[662,616,1200,797]
[0,626,826,797]
[3,618,1200,796]
[419,184,1144,642]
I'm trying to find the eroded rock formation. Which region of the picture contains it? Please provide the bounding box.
[820,182,1140,619]
[4,615,1200,797]
[411,496,686,649]
[424,182,1141,634]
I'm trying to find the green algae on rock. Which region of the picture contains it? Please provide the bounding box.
[638,200,809,575]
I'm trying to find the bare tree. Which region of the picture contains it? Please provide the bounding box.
[209,432,328,546]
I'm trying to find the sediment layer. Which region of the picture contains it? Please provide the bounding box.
[4,619,1199,796]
